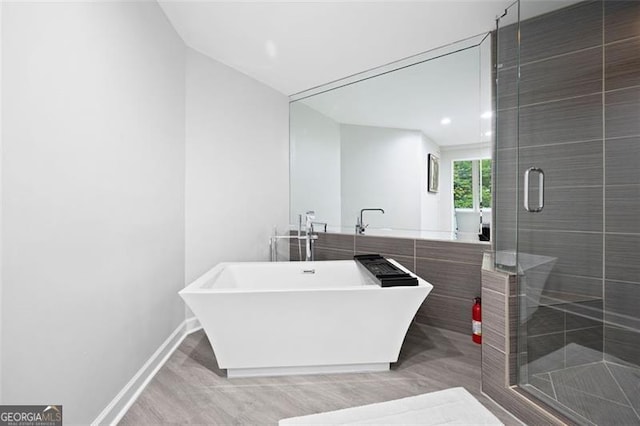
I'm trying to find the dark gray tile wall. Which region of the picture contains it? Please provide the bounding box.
[605,36,640,91]
[604,1,640,44]
[481,267,567,424]
[491,0,640,421]
[605,86,640,139]
[519,0,603,64]
[519,47,603,106]
[525,300,605,375]
[604,280,640,330]
[604,326,640,367]
[355,235,414,258]
[605,136,640,186]
[414,240,486,334]
[603,0,640,366]
[517,94,603,148]
[495,0,640,379]
[291,233,488,334]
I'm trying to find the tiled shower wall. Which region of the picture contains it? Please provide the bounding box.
[290,233,489,334]
[602,0,640,367]
[495,0,640,375]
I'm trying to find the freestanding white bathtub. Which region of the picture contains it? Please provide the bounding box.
[179,259,432,378]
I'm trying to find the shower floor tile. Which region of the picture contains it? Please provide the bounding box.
[550,362,627,404]
[607,363,640,414]
[554,383,639,426]
[530,360,640,425]
[529,373,556,400]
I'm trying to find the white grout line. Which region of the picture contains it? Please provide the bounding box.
[563,308,567,370]
[543,360,603,375]
[605,360,640,371]
[548,373,558,400]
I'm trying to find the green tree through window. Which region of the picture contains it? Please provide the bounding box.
[481,159,492,208]
[454,161,473,209]
[453,159,491,210]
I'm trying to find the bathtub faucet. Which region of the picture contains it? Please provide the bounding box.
[356,208,385,235]
[303,211,319,261]
[268,212,326,262]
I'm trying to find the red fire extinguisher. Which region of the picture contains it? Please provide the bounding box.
[472,297,482,344]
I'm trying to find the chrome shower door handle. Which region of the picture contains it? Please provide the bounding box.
[524,167,545,213]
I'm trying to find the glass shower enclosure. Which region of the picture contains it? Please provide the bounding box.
[495,0,640,424]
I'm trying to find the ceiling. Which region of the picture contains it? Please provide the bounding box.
[159,1,580,97]
[158,1,580,146]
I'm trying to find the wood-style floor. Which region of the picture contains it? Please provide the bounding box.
[120,322,521,425]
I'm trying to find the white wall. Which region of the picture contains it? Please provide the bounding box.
[0,0,3,404]
[1,2,186,423]
[439,143,492,234]
[290,103,341,227]
[341,124,428,231]
[185,48,289,284]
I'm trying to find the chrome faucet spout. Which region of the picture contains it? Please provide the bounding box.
[356,208,385,235]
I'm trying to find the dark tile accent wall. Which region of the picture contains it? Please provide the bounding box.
[289,231,354,261]
[519,0,603,64]
[604,280,640,330]
[605,36,640,91]
[519,47,603,106]
[414,240,486,333]
[481,266,567,425]
[605,87,640,139]
[603,0,640,366]
[492,0,640,423]
[517,94,603,148]
[604,326,640,367]
[355,235,414,258]
[525,299,604,375]
[291,232,489,334]
[605,136,640,186]
[605,0,640,43]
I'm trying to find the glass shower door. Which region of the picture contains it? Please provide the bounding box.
[497,1,640,424]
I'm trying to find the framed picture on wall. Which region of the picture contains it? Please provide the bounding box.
[428,153,439,193]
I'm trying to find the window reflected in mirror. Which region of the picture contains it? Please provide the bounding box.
[453,158,491,241]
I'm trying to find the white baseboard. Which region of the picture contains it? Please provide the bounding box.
[92,317,202,426]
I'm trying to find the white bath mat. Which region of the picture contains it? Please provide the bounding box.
[279,387,503,425]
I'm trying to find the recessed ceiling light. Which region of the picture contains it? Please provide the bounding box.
[481,111,493,119]
[265,40,278,58]
[440,117,451,125]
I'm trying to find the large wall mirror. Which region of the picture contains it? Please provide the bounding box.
[290,34,492,241]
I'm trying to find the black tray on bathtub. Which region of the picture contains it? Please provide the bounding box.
[354,254,418,287]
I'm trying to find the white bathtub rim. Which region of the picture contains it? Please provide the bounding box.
[182,284,429,295]
[179,259,432,295]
